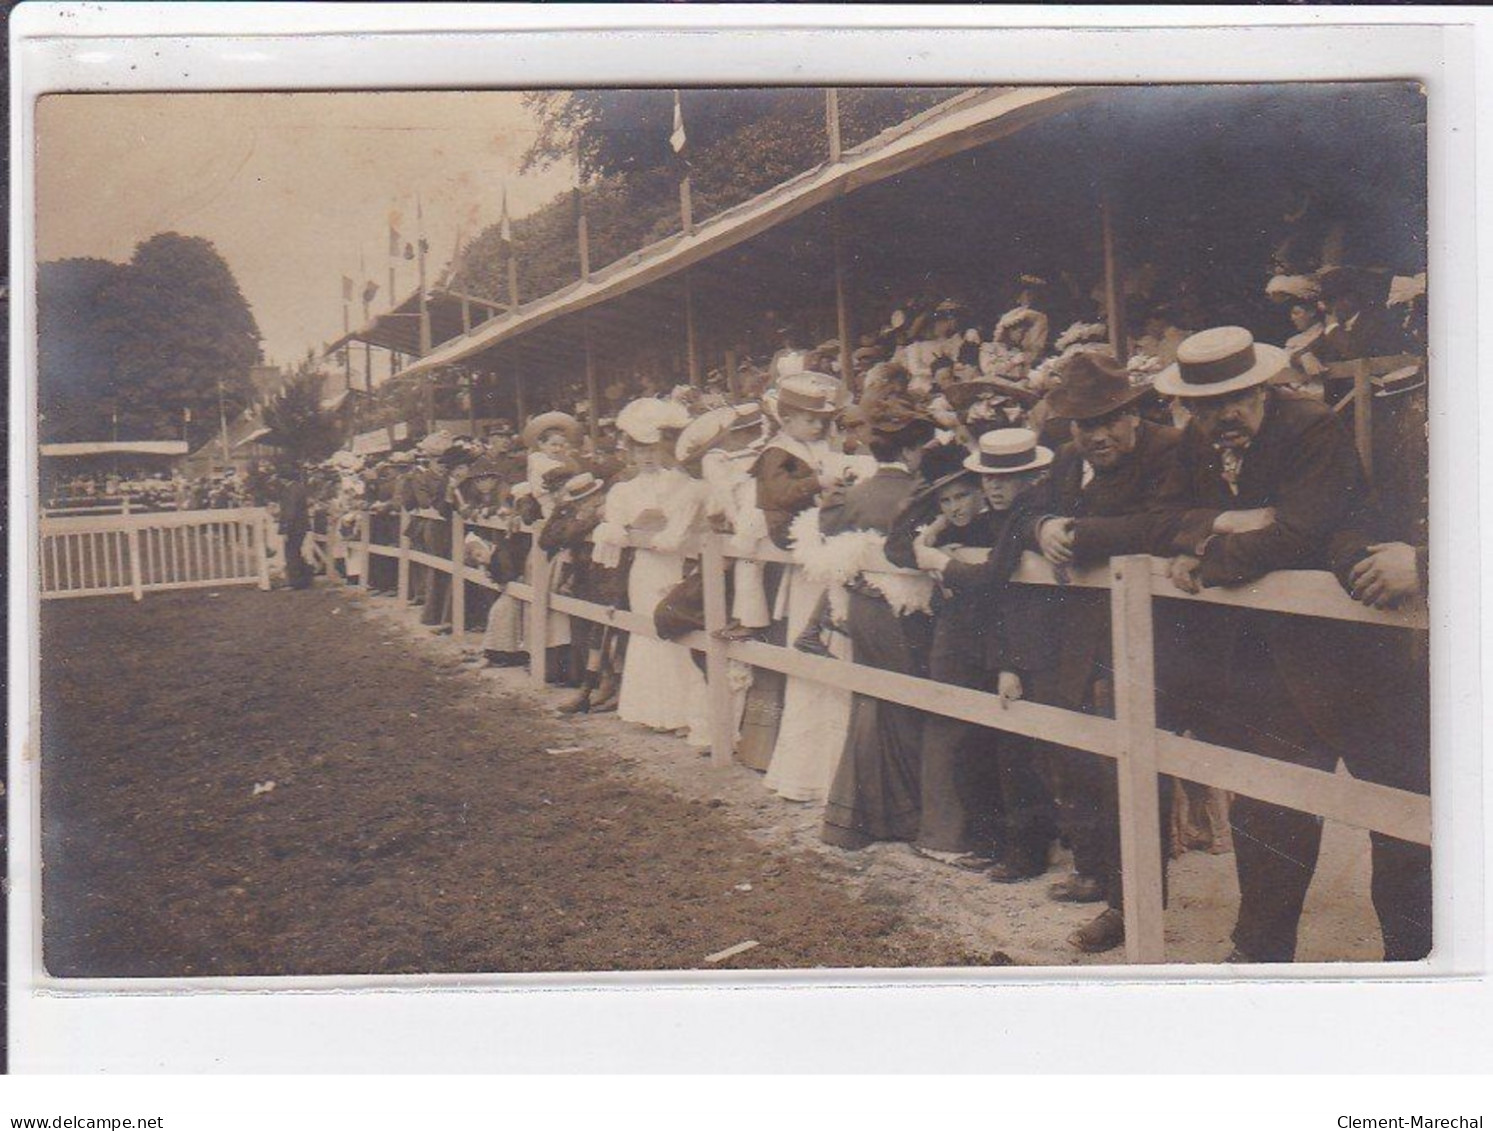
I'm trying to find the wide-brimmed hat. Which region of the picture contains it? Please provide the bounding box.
[1153,327,1290,398]
[615,398,686,445]
[561,472,606,503]
[727,403,765,432]
[918,440,976,494]
[674,407,733,465]
[1045,350,1151,420]
[416,430,456,458]
[463,456,506,482]
[520,411,583,450]
[386,451,415,466]
[963,428,1053,475]
[866,393,934,436]
[776,372,841,416]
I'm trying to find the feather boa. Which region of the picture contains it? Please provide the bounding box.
[787,508,936,618]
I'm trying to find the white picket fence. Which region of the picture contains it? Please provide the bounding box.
[39,507,273,600]
[322,509,1431,964]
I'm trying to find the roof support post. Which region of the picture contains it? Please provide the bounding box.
[685,271,703,388]
[825,88,843,164]
[583,316,600,445]
[1101,186,1128,363]
[513,360,528,425]
[833,200,855,392]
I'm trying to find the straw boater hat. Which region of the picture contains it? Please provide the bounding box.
[1045,351,1151,420]
[963,427,1054,475]
[775,372,841,416]
[1153,327,1290,398]
[520,411,583,449]
[560,472,606,504]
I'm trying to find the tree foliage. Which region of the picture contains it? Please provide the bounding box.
[38,233,261,445]
[456,88,961,305]
[260,363,342,463]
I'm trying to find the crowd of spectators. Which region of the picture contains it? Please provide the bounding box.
[281,256,1427,963]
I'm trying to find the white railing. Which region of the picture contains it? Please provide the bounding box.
[40,507,273,600]
[320,508,1430,964]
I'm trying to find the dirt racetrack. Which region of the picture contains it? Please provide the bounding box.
[37,581,1384,978]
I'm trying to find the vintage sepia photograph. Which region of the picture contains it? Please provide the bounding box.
[31,80,1431,980]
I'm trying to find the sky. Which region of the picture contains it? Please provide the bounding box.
[36,92,574,368]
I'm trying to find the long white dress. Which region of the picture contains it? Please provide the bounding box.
[594,468,710,740]
[761,446,877,804]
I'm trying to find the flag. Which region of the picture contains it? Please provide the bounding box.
[404,242,415,261]
[388,224,402,259]
[341,275,354,303]
[670,90,687,156]
[362,280,380,307]
[499,183,512,245]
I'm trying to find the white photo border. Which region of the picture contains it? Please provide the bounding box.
[8,3,1488,1073]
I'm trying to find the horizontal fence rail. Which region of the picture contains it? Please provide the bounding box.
[317,507,1431,964]
[40,507,274,601]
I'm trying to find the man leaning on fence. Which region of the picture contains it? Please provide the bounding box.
[1008,351,1185,955]
[1151,326,1431,964]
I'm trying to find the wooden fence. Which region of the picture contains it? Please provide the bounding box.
[320,508,1431,964]
[40,507,274,601]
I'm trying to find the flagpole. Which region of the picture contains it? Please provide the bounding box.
[417,195,434,432]
[673,91,694,236]
[574,136,591,283]
[502,181,520,313]
[342,274,353,390]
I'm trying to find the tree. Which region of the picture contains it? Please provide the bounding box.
[450,88,964,305]
[260,365,342,463]
[38,232,261,445]
[37,257,128,439]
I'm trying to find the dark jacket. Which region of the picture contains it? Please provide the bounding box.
[819,464,916,537]
[1149,389,1372,586]
[1149,388,1406,747]
[752,443,820,549]
[988,419,1182,711]
[889,494,1059,686]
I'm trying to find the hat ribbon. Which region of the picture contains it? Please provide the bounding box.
[1179,343,1257,387]
[979,446,1038,469]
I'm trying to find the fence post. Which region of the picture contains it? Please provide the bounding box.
[127,525,144,601]
[396,513,411,602]
[526,528,551,688]
[358,512,372,592]
[700,534,735,766]
[327,512,342,580]
[1109,554,1166,964]
[450,511,467,638]
[257,514,273,591]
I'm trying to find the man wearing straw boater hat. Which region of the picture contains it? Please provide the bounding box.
[1150,326,1430,963]
[1006,349,1184,954]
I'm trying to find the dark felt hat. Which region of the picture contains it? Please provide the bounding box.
[1044,351,1150,421]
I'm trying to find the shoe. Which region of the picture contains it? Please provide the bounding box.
[793,634,833,657]
[428,625,452,636]
[911,845,966,866]
[986,850,1047,883]
[1069,908,1125,954]
[713,621,764,642]
[589,693,619,714]
[557,689,592,715]
[953,851,1002,873]
[1047,874,1106,903]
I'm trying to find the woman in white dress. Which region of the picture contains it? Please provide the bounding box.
[592,398,709,740]
[757,375,875,803]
